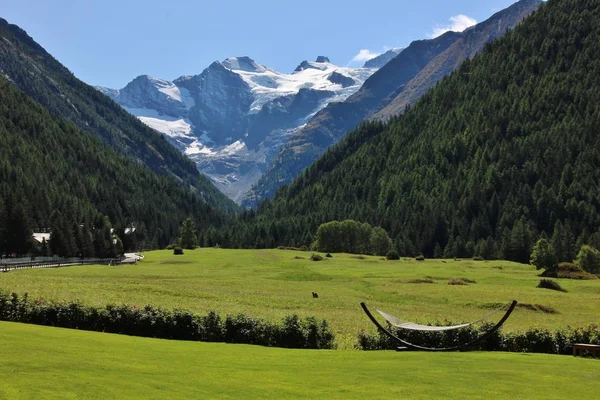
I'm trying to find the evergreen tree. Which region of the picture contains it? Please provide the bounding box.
[81,224,95,258]
[0,201,6,256]
[179,218,198,250]
[113,234,124,257]
[40,238,49,257]
[4,197,32,256]
[49,210,71,257]
[551,221,575,263]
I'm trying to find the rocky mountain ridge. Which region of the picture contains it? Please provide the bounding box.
[98,57,376,202]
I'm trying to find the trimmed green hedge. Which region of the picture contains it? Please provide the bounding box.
[0,292,335,349]
[358,321,600,354]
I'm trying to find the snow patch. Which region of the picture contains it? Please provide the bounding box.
[227,61,375,113]
[149,78,195,109]
[126,107,193,138]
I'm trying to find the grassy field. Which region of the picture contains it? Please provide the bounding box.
[1,249,599,348]
[1,321,599,399]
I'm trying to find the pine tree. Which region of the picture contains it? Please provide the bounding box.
[0,201,6,256]
[179,218,198,250]
[5,197,32,256]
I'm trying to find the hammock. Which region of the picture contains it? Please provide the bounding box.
[375,307,503,332]
[361,300,518,351]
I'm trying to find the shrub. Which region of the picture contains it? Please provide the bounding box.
[540,262,598,280]
[386,250,400,260]
[408,278,435,284]
[575,245,600,274]
[357,319,600,354]
[310,254,323,261]
[537,279,567,292]
[415,255,425,261]
[0,292,335,349]
[173,247,184,255]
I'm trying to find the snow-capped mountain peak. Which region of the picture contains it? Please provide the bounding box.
[294,56,336,72]
[98,55,378,202]
[222,56,268,73]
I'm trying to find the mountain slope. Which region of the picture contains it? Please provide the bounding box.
[0,17,237,213]
[362,48,404,69]
[245,0,542,207]
[221,0,600,261]
[372,0,542,119]
[99,57,375,202]
[0,76,225,250]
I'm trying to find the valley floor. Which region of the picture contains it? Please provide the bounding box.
[0,321,598,399]
[0,249,598,349]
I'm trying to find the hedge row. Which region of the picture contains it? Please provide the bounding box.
[358,321,600,354]
[0,292,335,349]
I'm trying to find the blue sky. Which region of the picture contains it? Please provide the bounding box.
[3,0,521,88]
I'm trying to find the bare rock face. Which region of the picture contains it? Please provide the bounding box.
[327,72,356,88]
[362,48,403,69]
[109,75,192,117]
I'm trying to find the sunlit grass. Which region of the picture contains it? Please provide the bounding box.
[1,248,598,349]
[1,321,599,399]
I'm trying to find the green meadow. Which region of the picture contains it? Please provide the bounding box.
[1,249,598,348]
[0,321,599,399]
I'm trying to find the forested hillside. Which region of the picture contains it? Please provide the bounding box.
[215,0,600,262]
[0,17,237,213]
[0,77,225,254]
[243,0,541,207]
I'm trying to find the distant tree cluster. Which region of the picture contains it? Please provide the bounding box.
[312,220,392,256]
[531,237,600,275]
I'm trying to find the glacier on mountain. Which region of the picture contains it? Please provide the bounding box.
[96,56,377,203]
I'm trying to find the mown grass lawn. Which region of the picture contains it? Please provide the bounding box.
[1,249,598,348]
[0,321,598,399]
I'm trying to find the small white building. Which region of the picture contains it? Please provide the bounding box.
[32,232,51,244]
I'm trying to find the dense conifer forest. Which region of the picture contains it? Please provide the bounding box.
[212,0,600,262]
[0,77,225,255]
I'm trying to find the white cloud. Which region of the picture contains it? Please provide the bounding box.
[349,49,381,64]
[429,14,477,38]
